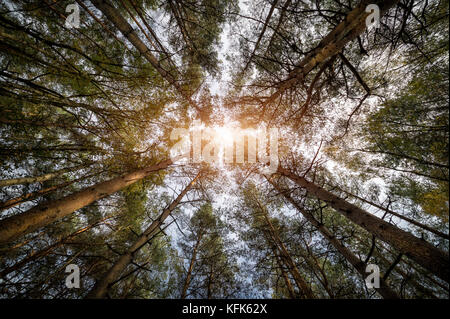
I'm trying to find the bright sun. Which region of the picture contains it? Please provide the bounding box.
[213,126,236,146]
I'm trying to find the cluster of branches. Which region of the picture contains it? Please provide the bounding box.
[0,0,448,299]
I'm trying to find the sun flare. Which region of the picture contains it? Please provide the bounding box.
[213,126,236,146]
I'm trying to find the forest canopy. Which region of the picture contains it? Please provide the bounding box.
[0,0,448,299]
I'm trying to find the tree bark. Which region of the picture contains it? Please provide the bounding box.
[263,213,315,298]
[271,243,298,299]
[276,167,450,283]
[181,232,203,299]
[250,190,315,298]
[242,0,279,73]
[337,187,449,240]
[0,164,84,188]
[85,172,200,299]
[0,215,113,279]
[0,159,174,245]
[0,171,101,211]
[90,0,201,113]
[268,177,400,298]
[263,0,400,107]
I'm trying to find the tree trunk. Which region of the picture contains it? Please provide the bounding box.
[0,171,101,211]
[85,172,200,299]
[265,0,291,57]
[167,0,195,52]
[268,177,400,298]
[337,187,449,240]
[242,0,279,73]
[90,0,201,113]
[271,243,298,299]
[263,212,315,298]
[0,215,113,279]
[250,190,315,298]
[371,242,438,298]
[0,164,84,188]
[181,232,203,299]
[264,0,399,107]
[207,263,214,299]
[0,159,174,245]
[276,167,450,283]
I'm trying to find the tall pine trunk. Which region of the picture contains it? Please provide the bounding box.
[264,0,400,106]
[277,167,449,283]
[270,242,298,299]
[90,0,201,113]
[268,178,399,299]
[0,215,113,279]
[0,159,174,245]
[0,164,85,187]
[86,172,200,299]
[263,213,315,298]
[339,188,449,240]
[181,232,203,299]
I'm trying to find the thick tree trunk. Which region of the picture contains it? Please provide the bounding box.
[0,171,101,211]
[268,178,399,298]
[369,240,438,298]
[337,187,449,240]
[0,159,174,245]
[277,167,450,283]
[86,173,200,299]
[181,232,203,299]
[264,0,400,106]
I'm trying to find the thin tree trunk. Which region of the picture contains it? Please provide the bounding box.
[0,159,174,245]
[181,232,203,299]
[85,172,200,299]
[0,171,101,211]
[0,215,113,279]
[300,245,335,298]
[250,190,315,298]
[167,0,195,52]
[127,0,177,70]
[1,181,74,211]
[0,164,84,188]
[207,263,214,299]
[271,243,297,299]
[90,0,201,113]
[262,211,315,298]
[367,239,438,298]
[242,0,279,73]
[276,167,450,283]
[265,0,291,57]
[371,236,449,295]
